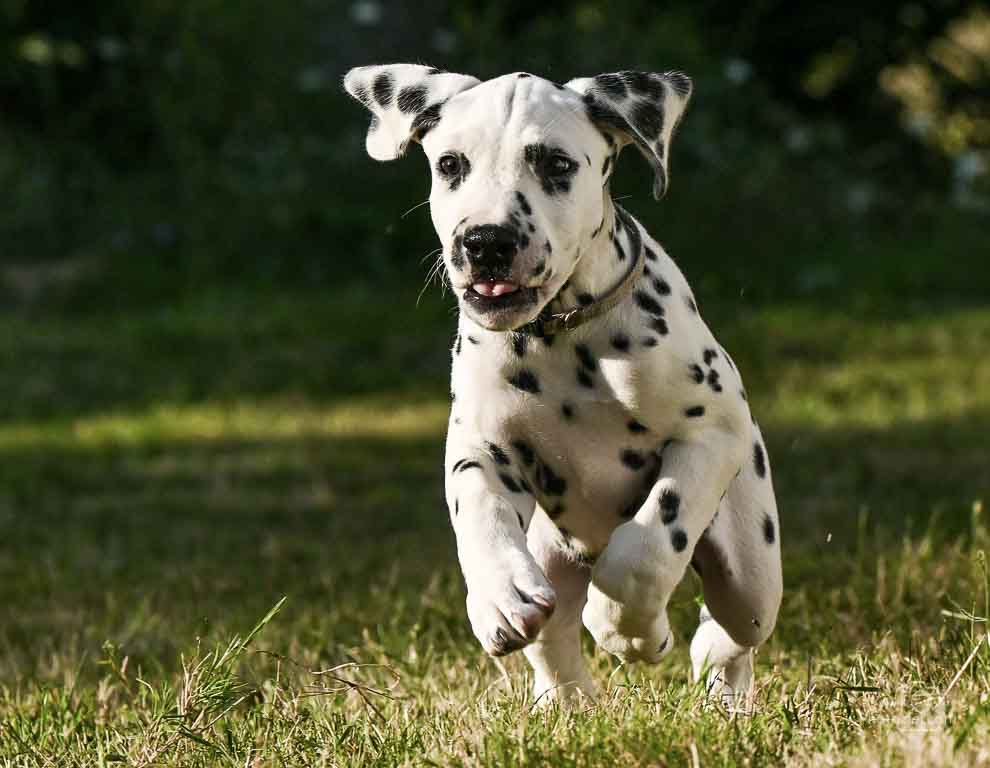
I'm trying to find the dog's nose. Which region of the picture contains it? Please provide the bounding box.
[462,224,519,269]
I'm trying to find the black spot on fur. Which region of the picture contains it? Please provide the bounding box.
[595,73,628,99]
[620,449,645,470]
[410,101,444,138]
[577,292,594,307]
[642,337,659,347]
[372,73,394,107]
[515,191,532,216]
[664,70,692,96]
[644,246,658,262]
[583,93,629,136]
[512,440,535,466]
[659,489,680,524]
[499,472,521,493]
[707,369,722,393]
[685,405,705,418]
[575,344,597,372]
[754,442,767,478]
[576,367,594,388]
[627,419,648,434]
[650,318,669,336]
[561,402,575,420]
[454,499,459,516]
[453,459,482,474]
[486,443,510,466]
[685,295,698,314]
[517,72,531,78]
[508,369,540,394]
[531,259,546,277]
[634,291,664,316]
[611,334,630,352]
[545,240,553,254]
[511,333,528,357]
[671,528,688,553]
[763,515,776,544]
[653,277,671,296]
[397,85,428,114]
[624,71,665,100]
[536,461,567,496]
[612,234,626,261]
[689,364,705,384]
[454,333,462,356]
[467,335,479,345]
[630,99,664,140]
[703,348,718,366]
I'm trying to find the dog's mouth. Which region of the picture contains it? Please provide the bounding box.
[462,280,539,324]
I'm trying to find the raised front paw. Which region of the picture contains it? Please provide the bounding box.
[465,561,556,657]
[582,581,672,664]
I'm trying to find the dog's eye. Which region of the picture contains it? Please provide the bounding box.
[438,154,462,177]
[546,154,577,177]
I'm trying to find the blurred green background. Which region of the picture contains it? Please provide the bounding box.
[1,0,988,309]
[1,4,990,763]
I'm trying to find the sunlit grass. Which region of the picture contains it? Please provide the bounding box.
[0,397,450,450]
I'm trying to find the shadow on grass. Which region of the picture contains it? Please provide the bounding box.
[0,405,986,682]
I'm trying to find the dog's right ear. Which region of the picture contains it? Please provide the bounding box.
[344,64,480,162]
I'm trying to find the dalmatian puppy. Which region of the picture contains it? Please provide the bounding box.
[344,64,783,706]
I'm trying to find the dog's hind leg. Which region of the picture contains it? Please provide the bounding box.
[689,423,782,707]
[523,511,597,707]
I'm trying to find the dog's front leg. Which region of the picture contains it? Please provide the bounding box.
[582,429,746,664]
[446,441,556,657]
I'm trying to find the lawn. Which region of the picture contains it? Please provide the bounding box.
[1,259,989,765]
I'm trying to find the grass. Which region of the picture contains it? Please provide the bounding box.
[1,261,989,765]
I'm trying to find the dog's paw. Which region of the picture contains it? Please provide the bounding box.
[582,581,672,664]
[465,555,556,656]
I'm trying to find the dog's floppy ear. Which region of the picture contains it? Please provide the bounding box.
[566,71,693,199]
[343,64,480,161]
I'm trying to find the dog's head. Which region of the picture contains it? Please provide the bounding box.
[344,65,692,331]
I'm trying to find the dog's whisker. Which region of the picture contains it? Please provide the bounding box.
[401,198,432,219]
[420,247,443,265]
[417,252,447,306]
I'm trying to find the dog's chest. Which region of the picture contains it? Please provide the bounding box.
[451,323,690,555]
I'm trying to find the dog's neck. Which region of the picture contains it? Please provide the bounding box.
[545,193,636,319]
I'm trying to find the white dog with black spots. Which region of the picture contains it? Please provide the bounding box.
[344,64,783,707]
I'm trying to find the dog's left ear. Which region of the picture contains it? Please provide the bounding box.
[344,64,480,161]
[566,71,693,199]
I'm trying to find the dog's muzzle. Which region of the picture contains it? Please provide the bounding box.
[458,223,538,324]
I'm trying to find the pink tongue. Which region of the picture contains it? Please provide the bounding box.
[473,281,519,297]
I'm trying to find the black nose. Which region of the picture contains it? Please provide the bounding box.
[462,224,519,269]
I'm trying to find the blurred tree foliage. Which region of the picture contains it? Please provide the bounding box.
[0,1,987,305]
